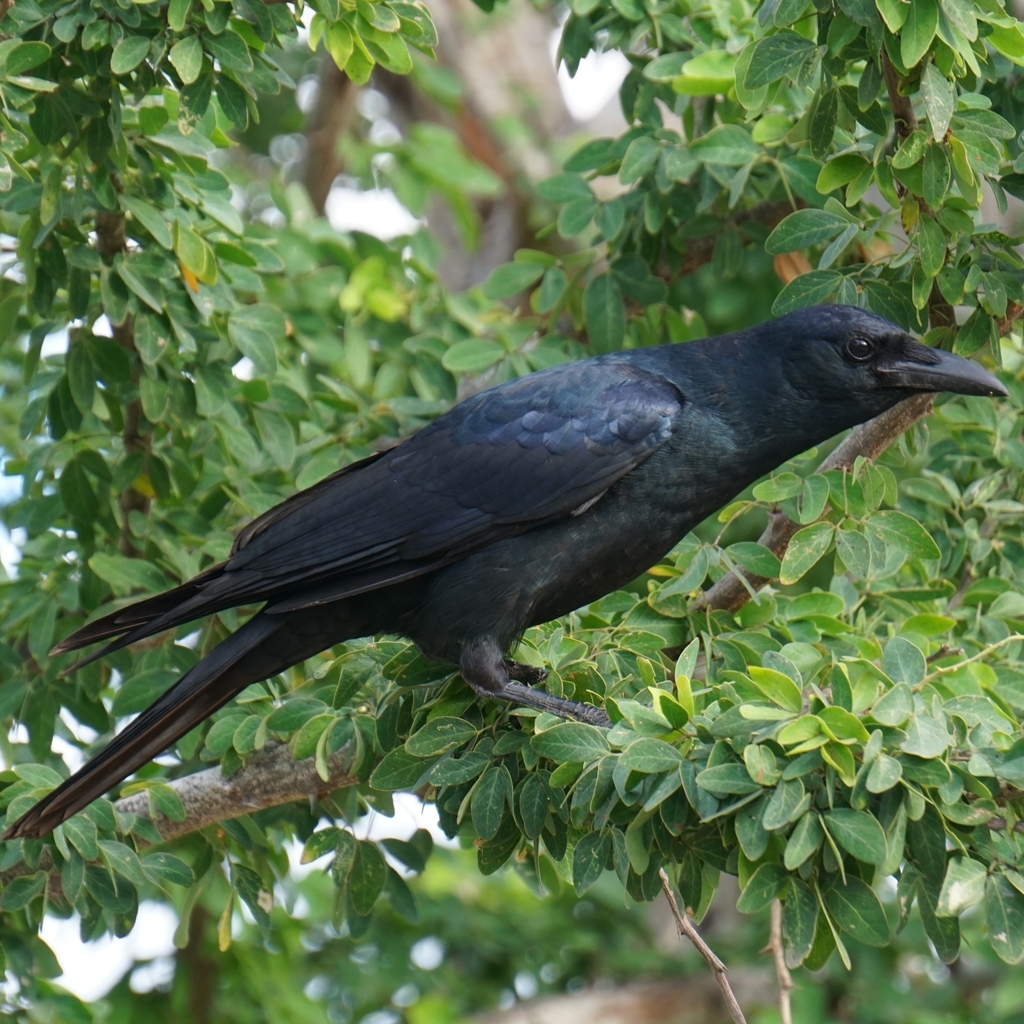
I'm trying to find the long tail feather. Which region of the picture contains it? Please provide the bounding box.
[5,612,286,840]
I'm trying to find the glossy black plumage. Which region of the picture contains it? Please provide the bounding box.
[6,305,1006,839]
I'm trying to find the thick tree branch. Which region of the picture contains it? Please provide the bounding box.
[115,741,358,842]
[300,58,359,216]
[691,392,935,615]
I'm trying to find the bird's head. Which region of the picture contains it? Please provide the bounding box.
[766,304,1007,414]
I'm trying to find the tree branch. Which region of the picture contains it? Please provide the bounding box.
[116,741,358,843]
[95,206,150,558]
[691,392,935,615]
[767,900,793,1024]
[300,57,359,216]
[880,50,917,142]
[659,868,748,1024]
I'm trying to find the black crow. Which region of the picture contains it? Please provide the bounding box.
[5,304,1006,838]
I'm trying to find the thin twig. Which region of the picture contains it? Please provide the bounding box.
[768,900,793,1024]
[658,868,748,1024]
[919,634,1024,686]
[925,643,963,665]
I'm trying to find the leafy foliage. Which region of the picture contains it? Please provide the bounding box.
[1,0,1024,1012]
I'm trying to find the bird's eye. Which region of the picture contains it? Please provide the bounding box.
[846,337,875,362]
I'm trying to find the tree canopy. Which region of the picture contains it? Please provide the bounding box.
[1,0,1024,1018]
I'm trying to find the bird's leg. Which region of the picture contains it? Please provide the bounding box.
[461,638,611,728]
[503,659,547,686]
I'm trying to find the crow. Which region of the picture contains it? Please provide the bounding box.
[5,304,1006,839]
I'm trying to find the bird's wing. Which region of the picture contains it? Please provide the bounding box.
[54,361,683,656]
[227,360,683,582]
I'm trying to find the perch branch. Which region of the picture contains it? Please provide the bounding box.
[115,741,358,843]
[659,868,748,1024]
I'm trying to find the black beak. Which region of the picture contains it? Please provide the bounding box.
[876,340,1008,398]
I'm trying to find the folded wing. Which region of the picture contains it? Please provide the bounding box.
[55,360,684,661]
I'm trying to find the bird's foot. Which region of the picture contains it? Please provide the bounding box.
[463,639,610,728]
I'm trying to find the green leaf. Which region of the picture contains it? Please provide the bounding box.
[876,0,908,32]
[59,456,98,522]
[866,754,902,793]
[532,723,609,763]
[228,304,283,377]
[737,863,789,913]
[744,31,818,88]
[883,637,927,686]
[937,856,986,917]
[823,809,887,865]
[620,737,683,773]
[920,64,955,141]
[98,839,147,885]
[112,669,177,717]
[88,552,166,595]
[900,715,950,758]
[810,87,838,159]
[369,748,433,791]
[63,815,99,860]
[5,41,49,75]
[763,779,807,830]
[120,196,173,250]
[67,344,94,415]
[537,173,593,202]
[816,154,870,195]
[572,830,610,894]
[206,30,253,73]
[428,751,489,785]
[441,339,505,374]
[110,36,151,75]
[727,541,781,577]
[870,682,913,727]
[916,874,961,963]
[918,215,946,277]
[619,136,661,183]
[672,49,738,95]
[783,877,818,967]
[779,522,834,584]
[901,0,937,67]
[988,23,1024,65]
[748,666,803,712]
[0,873,45,911]
[169,36,204,85]
[696,763,762,796]
[824,878,889,948]
[766,210,849,254]
[482,262,545,300]
[689,124,758,166]
[518,773,549,839]
[405,717,478,757]
[349,841,387,915]
[986,874,1024,964]
[471,765,512,840]
[864,510,940,559]
[141,852,194,888]
[784,811,823,869]
[583,274,625,354]
[772,271,843,315]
